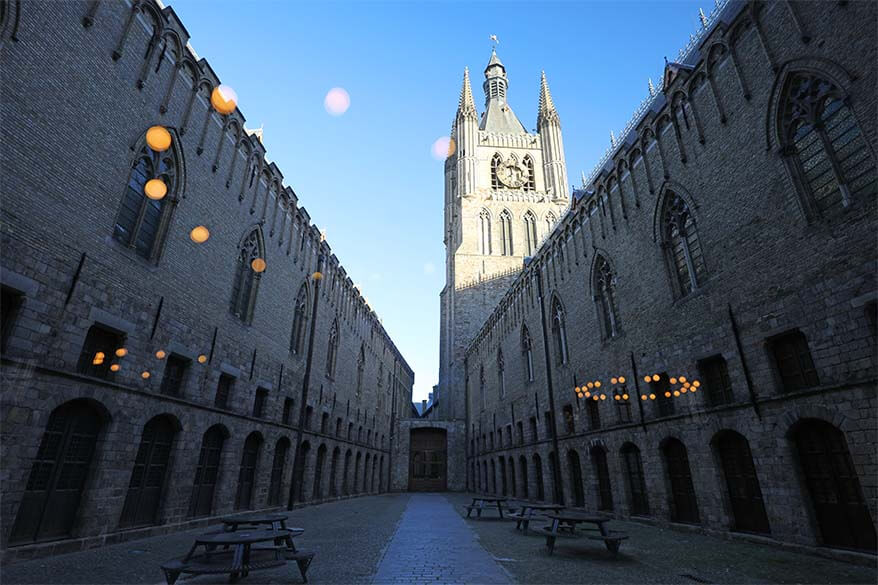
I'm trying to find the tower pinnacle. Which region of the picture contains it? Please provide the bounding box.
[538,70,559,125]
[456,67,477,117]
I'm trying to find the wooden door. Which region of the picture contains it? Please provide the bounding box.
[189,427,224,517]
[120,416,175,528]
[408,428,447,491]
[592,447,614,512]
[716,432,770,534]
[664,439,700,524]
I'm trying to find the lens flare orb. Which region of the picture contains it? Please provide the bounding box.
[146,126,172,151]
[251,258,267,273]
[324,87,350,116]
[431,136,456,160]
[211,84,238,115]
[144,179,167,200]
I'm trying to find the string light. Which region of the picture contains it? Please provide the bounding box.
[594,381,602,388]
[618,376,626,384]
[115,348,127,357]
[110,364,120,372]
[611,377,618,384]
[649,393,656,400]
[652,374,660,382]
[643,375,651,383]
[156,350,166,359]
[141,371,150,379]
[145,126,172,151]
[670,377,677,384]
[190,226,210,244]
[198,354,208,364]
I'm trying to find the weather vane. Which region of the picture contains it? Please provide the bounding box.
[489,34,499,49]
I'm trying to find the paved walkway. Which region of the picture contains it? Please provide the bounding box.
[372,494,511,584]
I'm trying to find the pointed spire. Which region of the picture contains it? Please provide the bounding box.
[610,130,617,147]
[538,70,559,125]
[699,7,708,27]
[580,170,587,188]
[457,67,477,117]
[486,48,504,70]
[648,77,656,96]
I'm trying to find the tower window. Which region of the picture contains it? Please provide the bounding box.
[215,374,234,409]
[491,153,502,190]
[769,330,818,392]
[661,192,706,297]
[499,209,514,256]
[523,155,536,191]
[523,211,538,256]
[479,209,492,255]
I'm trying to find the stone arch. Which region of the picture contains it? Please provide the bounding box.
[651,180,701,243]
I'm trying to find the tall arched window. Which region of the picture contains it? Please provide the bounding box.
[113,128,182,261]
[621,443,649,516]
[10,400,106,543]
[779,72,876,219]
[189,425,227,518]
[120,415,178,528]
[523,155,536,191]
[523,211,538,255]
[325,319,339,378]
[479,209,492,255]
[499,209,514,256]
[290,283,309,354]
[551,296,568,365]
[497,348,505,398]
[545,212,557,236]
[356,344,365,398]
[662,192,706,297]
[662,437,700,524]
[229,228,264,323]
[593,255,620,339]
[235,432,263,510]
[267,438,289,506]
[521,325,534,382]
[491,153,502,189]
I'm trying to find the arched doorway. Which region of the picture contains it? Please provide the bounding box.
[713,431,769,534]
[793,419,876,551]
[408,428,447,491]
[235,432,263,510]
[120,414,179,528]
[567,450,585,507]
[590,446,614,512]
[188,425,228,518]
[663,437,700,524]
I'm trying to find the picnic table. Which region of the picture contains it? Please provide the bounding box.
[465,496,508,519]
[509,503,565,533]
[541,511,628,555]
[161,514,314,584]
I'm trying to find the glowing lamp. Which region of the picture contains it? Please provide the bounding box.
[643,375,651,383]
[690,386,698,392]
[652,374,660,382]
[141,371,150,379]
[144,178,167,200]
[641,394,647,401]
[614,394,620,401]
[91,358,102,365]
[611,377,618,385]
[693,380,700,388]
[110,364,120,372]
[664,391,671,398]
[680,387,688,393]
[673,390,680,397]
[587,382,593,389]
[679,376,687,383]
[115,348,127,357]
[649,393,656,400]
[584,391,591,398]
[592,395,599,401]
[312,271,323,280]
[670,377,677,385]
[155,350,166,359]
[251,258,267,273]
[594,381,602,388]
[197,354,208,364]
[575,386,581,393]
[622,394,629,400]
[95,351,105,359]
[190,226,210,243]
[211,84,238,115]
[619,376,626,384]
[146,125,172,152]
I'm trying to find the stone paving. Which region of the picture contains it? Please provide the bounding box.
[372,493,510,584]
[1,492,875,585]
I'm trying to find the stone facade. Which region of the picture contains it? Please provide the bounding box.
[461,0,877,559]
[0,0,413,562]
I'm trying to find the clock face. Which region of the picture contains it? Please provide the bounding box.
[498,160,524,188]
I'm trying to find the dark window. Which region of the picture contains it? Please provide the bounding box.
[325,320,339,378]
[551,297,568,365]
[621,443,649,516]
[533,454,545,501]
[290,283,309,354]
[567,450,585,507]
[529,417,538,443]
[76,325,125,379]
[715,431,770,534]
[253,388,268,418]
[313,445,327,499]
[662,192,706,297]
[698,355,733,406]
[593,255,620,339]
[336,417,343,436]
[214,374,234,409]
[119,415,176,528]
[229,229,264,324]
[282,397,294,425]
[235,433,262,510]
[1,286,23,352]
[10,400,104,543]
[651,373,674,417]
[562,405,575,434]
[587,399,601,430]
[516,421,524,445]
[770,330,819,392]
[159,354,189,396]
[544,411,554,438]
[267,439,289,506]
[188,426,225,517]
[615,387,633,423]
[663,438,700,524]
[591,447,614,511]
[320,413,329,434]
[305,406,313,430]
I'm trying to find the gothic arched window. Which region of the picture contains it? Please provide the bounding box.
[229,228,264,324]
[290,282,309,354]
[113,128,182,261]
[523,155,536,191]
[662,192,706,297]
[521,325,534,382]
[523,210,538,256]
[545,212,557,236]
[499,209,514,256]
[779,72,876,219]
[325,319,339,378]
[479,209,492,255]
[551,296,568,365]
[491,153,502,190]
[497,348,506,398]
[593,255,619,339]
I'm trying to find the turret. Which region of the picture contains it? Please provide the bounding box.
[453,67,479,197]
[537,71,568,201]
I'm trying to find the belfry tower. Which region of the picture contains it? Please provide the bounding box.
[436,49,569,440]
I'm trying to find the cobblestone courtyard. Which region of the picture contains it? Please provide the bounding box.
[1,493,875,585]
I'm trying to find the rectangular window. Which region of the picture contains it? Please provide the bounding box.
[698,355,733,406]
[305,406,313,430]
[282,397,294,424]
[529,417,538,443]
[76,324,125,379]
[215,374,234,409]
[159,354,190,396]
[651,374,674,417]
[563,406,575,434]
[321,413,329,434]
[544,411,554,438]
[517,421,524,445]
[506,424,513,447]
[615,388,633,423]
[770,330,819,392]
[1,286,23,353]
[587,400,601,430]
[253,388,268,418]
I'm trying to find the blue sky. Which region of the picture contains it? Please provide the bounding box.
[169,0,708,402]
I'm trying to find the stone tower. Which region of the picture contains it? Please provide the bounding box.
[437,49,569,429]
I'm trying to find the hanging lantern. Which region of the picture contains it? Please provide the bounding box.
[587,382,594,389]
[145,125,172,152]
[190,226,210,244]
[115,348,127,357]
[211,84,238,115]
[144,178,167,200]
[95,351,105,359]
[155,350,166,359]
[680,387,688,393]
[197,354,208,364]
[251,258,267,273]
[592,395,599,401]
[91,357,102,365]
[584,391,591,398]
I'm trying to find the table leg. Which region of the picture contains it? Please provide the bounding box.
[546,518,558,555]
[497,502,504,519]
[523,509,532,534]
[230,544,244,582]
[242,543,251,578]
[183,541,199,562]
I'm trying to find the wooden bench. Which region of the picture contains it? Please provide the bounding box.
[587,531,629,554]
[284,549,316,583]
[539,526,581,555]
[161,548,286,584]
[464,505,484,518]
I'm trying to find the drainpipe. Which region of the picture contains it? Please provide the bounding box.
[534,263,565,505]
[288,252,324,509]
